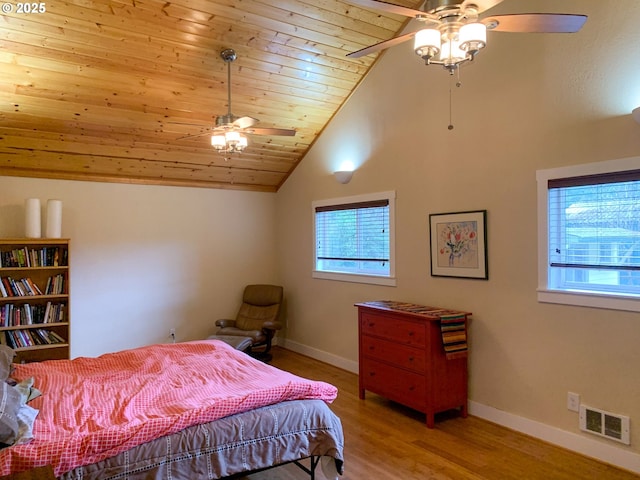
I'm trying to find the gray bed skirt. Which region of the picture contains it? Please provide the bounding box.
[59,399,344,480]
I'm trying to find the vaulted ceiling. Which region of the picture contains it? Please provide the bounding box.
[0,0,422,192]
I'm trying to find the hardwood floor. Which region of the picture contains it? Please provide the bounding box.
[239,347,639,480]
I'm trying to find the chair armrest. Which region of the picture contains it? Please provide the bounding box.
[262,320,283,331]
[215,319,236,328]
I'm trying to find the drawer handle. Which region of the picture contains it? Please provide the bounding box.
[369,372,375,377]
[408,356,414,362]
[408,331,414,337]
[408,385,415,391]
[368,322,375,328]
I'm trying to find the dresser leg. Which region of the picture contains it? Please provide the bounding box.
[426,412,435,428]
[461,403,468,418]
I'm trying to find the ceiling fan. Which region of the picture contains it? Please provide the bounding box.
[177,48,295,153]
[345,0,587,72]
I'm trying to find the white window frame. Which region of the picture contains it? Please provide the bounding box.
[312,191,396,286]
[536,156,640,312]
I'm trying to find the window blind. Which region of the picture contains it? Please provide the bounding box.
[315,199,389,275]
[548,171,640,273]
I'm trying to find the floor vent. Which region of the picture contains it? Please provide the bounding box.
[579,405,630,445]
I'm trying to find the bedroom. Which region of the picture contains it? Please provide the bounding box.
[1,0,640,477]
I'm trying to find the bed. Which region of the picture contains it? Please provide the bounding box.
[0,340,344,479]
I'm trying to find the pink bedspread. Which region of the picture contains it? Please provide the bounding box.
[0,340,338,476]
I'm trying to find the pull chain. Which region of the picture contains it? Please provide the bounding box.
[448,69,463,131]
[448,81,454,130]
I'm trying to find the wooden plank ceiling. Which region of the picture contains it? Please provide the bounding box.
[0,0,421,192]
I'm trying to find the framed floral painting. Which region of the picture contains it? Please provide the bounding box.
[429,210,488,279]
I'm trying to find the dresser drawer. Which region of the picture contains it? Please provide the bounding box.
[360,358,426,411]
[360,312,425,346]
[361,336,426,373]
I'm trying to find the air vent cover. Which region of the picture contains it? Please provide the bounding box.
[579,405,630,445]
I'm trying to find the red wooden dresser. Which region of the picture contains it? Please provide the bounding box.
[356,300,470,428]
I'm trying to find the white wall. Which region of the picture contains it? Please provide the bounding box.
[0,177,278,357]
[275,0,640,471]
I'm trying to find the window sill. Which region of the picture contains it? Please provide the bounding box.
[312,270,397,286]
[537,289,640,313]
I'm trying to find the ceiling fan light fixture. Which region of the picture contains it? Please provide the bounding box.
[414,28,441,60]
[211,134,226,148]
[225,131,241,143]
[440,38,465,65]
[346,0,587,79]
[236,134,248,150]
[459,22,487,53]
[211,131,248,153]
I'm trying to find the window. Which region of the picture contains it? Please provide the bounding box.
[313,191,396,286]
[537,157,640,312]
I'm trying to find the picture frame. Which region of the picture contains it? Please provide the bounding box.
[429,210,488,279]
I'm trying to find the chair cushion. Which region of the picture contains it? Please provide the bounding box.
[243,285,283,306]
[215,327,265,344]
[235,303,281,332]
[208,335,253,352]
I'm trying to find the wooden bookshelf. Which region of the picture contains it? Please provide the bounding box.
[0,238,70,363]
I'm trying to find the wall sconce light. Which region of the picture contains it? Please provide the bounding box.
[633,106,640,124]
[334,170,354,184]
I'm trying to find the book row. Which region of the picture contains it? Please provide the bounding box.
[1,302,65,327]
[0,274,66,298]
[0,246,67,268]
[1,328,66,350]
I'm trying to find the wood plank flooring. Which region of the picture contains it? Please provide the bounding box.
[237,347,639,480]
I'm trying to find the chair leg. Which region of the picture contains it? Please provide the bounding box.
[249,350,273,363]
[247,331,276,362]
[264,336,273,354]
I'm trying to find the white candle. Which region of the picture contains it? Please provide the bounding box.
[46,199,63,238]
[25,198,41,238]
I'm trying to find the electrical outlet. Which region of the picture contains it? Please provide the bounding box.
[568,392,580,412]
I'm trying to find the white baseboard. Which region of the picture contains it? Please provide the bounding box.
[277,339,640,475]
[469,401,640,474]
[279,338,359,374]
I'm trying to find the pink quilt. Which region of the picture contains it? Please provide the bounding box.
[0,340,338,476]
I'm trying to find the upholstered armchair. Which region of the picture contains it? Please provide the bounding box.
[213,284,283,360]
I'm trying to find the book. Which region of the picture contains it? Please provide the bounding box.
[42,302,51,324]
[23,304,33,325]
[26,277,43,295]
[46,330,65,343]
[20,278,35,296]
[19,329,33,347]
[2,278,13,297]
[27,330,44,346]
[4,332,16,349]
[34,329,51,344]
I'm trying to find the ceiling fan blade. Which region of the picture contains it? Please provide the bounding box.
[233,116,259,129]
[485,13,587,33]
[246,127,296,137]
[167,121,207,126]
[344,0,426,18]
[347,31,418,58]
[175,131,212,141]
